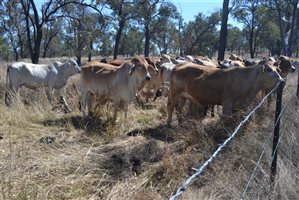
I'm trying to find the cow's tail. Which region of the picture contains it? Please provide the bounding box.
[5,66,12,106]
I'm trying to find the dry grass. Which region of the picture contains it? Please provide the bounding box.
[0,58,298,200]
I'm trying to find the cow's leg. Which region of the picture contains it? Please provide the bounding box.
[55,88,71,113]
[124,104,129,119]
[5,85,19,106]
[175,97,186,124]
[45,87,54,104]
[167,92,181,126]
[204,105,215,117]
[112,103,119,123]
[211,105,215,117]
[222,101,233,117]
[80,90,90,117]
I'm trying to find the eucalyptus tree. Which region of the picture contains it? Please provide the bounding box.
[16,0,102,64]
[61,2,106,64]
[218,0,230,60]
[135,0,179,56]
[232,0,266,58]
[152,20,179,54]
[42,19,63,58]
[226,25,246,55]
[99,35,113,57]
[119,25,144,56]
[0,0,26,60]
[265,0,299,56]
[104,0,136,59]
[182,12,221,56]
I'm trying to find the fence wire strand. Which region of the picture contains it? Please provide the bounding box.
[169,81,283,200]
[239,88,295,200]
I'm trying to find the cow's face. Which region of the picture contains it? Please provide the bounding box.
[129,57,151,81]
[159,54,172,64]
[68,59,81,74]
[145,57,159,74]
[278,56,296,77]
[259,61,284,88]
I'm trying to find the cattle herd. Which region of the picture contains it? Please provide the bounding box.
[4,53,296,126]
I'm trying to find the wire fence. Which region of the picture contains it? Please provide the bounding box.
[239,86,295,200]
[169,81,284,200]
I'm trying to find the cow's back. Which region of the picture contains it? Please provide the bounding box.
[9,62,52,88]
[81,62,130,100]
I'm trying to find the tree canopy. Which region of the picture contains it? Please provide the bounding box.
[0,0,299,63]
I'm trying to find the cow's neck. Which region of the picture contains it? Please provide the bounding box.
[233,66,262,100]
[54,62,70,88]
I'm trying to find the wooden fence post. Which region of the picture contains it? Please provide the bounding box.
[271,81,284,182]
[297,69,299,99]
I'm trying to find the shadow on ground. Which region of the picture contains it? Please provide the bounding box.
[126,124,175,143]
[41,115,85,129]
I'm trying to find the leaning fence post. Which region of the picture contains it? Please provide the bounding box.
[271,81,284,183]
[297,69,299,99]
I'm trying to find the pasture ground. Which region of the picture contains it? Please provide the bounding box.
[0,58,298,200]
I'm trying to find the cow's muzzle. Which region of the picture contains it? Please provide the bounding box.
[146,75,151,81]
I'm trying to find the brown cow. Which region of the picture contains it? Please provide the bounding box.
[167,61,283,126]
[228,53,243,62]
[275,56,296,78]
[140,57,160,101]
[108,59,127,66]
[80,56,153,121]
[263,56,295,104]
[193,58,218,68]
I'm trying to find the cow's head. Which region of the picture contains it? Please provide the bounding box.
[217,60,231,69]
[159,54,172,65]
[67,59,81,74]
[276,56,296,78]
[258,60,284,88]
[145,57,159,74]
[129,57,151,81]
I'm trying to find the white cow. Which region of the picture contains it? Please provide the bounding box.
[5,59,81,107]
[154,62,176,99]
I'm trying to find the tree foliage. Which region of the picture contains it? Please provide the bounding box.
[1,0,299,62]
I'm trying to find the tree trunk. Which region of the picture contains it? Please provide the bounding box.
[144,24,150,57]
[218,0,230,61]
[13,48,19,61]
[88,40,93,62]
[276,2,287,55]
[287,1,298,56]
[113,20,125,60]
[178,17,184,56]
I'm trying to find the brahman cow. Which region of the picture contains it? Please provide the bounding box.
[228,53,243,62]
[193,58,218,68]
[167,61,284,126]
[275,56,296,78]
[157,62,176,98]
[5,59,81,107]
[80,56,153,121]
[141,57,160,101]
[263,56,295,104]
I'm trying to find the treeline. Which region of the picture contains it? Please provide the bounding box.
[0,0,298,64]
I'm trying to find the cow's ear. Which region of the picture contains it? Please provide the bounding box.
[274,60,280,67]
[129,64,135,75]
[67,61,71,68]
[131,58,139,66]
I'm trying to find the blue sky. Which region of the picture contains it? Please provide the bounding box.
[171,0,223,22]
[171,0,242,28]
[34,0,241,28]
